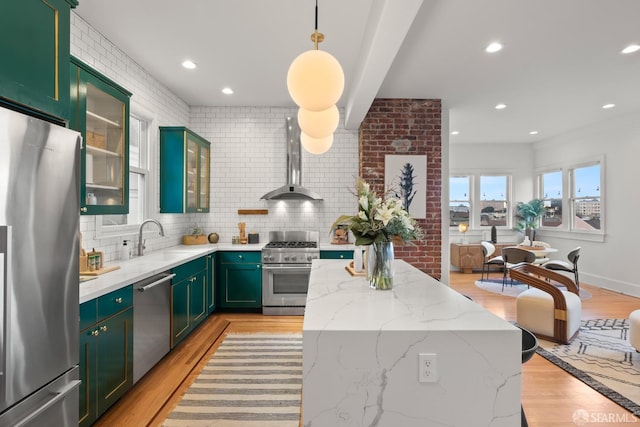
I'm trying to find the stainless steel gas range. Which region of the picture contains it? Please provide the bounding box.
[262,230,319,315]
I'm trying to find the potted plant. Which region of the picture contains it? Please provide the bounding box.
[514,199,545,242]
[182,223,207,245]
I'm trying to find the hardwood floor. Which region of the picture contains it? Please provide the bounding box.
[94,273,640,427]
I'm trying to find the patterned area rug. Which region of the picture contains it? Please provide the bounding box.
[162,333,303,427]
[536,319,640,415]
[475,278,592,300]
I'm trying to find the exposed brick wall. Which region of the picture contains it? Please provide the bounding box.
[359,99,442,279]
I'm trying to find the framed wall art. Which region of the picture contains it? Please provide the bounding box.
[384,154,427,219]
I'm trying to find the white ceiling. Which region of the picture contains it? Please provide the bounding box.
[75,0,640,144]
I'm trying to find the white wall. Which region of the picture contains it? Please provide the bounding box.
[72,13,359,263]
[533,111,640,296]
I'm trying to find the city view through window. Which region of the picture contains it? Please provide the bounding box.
[451,164,601,231]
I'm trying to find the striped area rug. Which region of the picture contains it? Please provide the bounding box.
[162,333,302,427]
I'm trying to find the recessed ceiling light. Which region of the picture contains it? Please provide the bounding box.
[621,44,640,54]
[602,103,615,109]
[222,87,234,95]
[529,131,538,135]
[485,42,503,53]
[181,60,197,69]
[495,103,507,110]
[451,131,459,135]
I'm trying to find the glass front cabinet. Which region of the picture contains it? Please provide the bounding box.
[160,127,211,213]
[70,57,131,215]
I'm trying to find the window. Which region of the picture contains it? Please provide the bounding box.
[536,159,603,237]
[479,175,508,227]
[449,176,470,227]
[571,163,601,231]
[96,103,156,237]
[540,170,562,227]
[449,173,511,229]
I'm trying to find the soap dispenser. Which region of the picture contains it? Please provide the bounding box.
[120,240,130,260]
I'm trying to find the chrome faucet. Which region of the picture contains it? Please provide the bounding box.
[137,219,165,256]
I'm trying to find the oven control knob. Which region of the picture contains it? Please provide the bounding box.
[284,256,290,261]
[306,255,313,262]
[291,255,297,261]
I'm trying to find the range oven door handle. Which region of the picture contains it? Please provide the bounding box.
[262,265,311,271]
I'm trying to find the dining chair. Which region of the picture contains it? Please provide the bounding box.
[480,241,504,281]
[501,247,536,291]
[542,247,581,288]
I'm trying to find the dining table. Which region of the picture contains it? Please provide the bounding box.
[516,244,558,259]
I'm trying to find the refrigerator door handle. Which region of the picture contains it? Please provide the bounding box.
[13,380,81,427]
[0,226,10,404]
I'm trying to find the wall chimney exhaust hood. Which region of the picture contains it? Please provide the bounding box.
[260,117,323,201]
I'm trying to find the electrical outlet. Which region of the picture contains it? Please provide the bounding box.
[419,353,437,383]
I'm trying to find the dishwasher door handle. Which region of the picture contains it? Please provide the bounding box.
[137,273,176,292]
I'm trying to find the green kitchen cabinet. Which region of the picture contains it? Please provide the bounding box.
[320,250,354,260]
[218,251,262,309]
[0,0,77,122]
[171,256,208,348]
[79,286,133,427]
[206,253,217,314]
[70,56,131,215]
[160,127,211,213]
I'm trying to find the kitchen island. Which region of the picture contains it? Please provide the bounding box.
[303,259,521,427]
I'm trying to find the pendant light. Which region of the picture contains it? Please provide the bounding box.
[287,0,344,112]
[301,132,333,155]
[297,105,339,138]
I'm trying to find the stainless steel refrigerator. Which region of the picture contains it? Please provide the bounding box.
[0,105,81,426]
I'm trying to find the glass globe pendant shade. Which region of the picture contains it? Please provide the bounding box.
[287,50,344,111]
[301,132,333,155]
[297,105,339,138]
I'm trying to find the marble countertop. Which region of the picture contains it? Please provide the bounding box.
[302,259,521,426]
[304,258,515,332]
[80,243,354,304]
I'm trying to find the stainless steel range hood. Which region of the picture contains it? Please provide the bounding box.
[260,117,323,201]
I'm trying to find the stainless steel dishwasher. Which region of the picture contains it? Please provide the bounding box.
[133,271,175,383]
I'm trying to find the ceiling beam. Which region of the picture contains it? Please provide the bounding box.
[343,0,425,130]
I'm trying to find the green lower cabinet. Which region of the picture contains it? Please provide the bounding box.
[79,286,133,427]
[206,253,217,314]
[320,250,354,260]
[96,308,134,415]
[171,257,208,348]
[218,252,262,309]
[190,270,207,328]
[170,279,190,348]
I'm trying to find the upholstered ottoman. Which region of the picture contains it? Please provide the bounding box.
[629,310,640,351]
[516,288,582,344]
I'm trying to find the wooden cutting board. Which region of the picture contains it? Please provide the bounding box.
[80,265,120,276]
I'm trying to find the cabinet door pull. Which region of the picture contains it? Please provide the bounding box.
[99,325,108,332]
[115,297,123,303]
[91,329,99,337]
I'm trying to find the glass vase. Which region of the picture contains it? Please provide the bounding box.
[367,241,394,290]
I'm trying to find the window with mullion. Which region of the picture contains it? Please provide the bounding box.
[540,170,563,228]
[571,163,601,231]
[449,175,470,227]
[479,175,508,227]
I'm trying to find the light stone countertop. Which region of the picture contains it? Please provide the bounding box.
[302,259,521,426]
[80,243,354,304]
[79,243,263,304]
